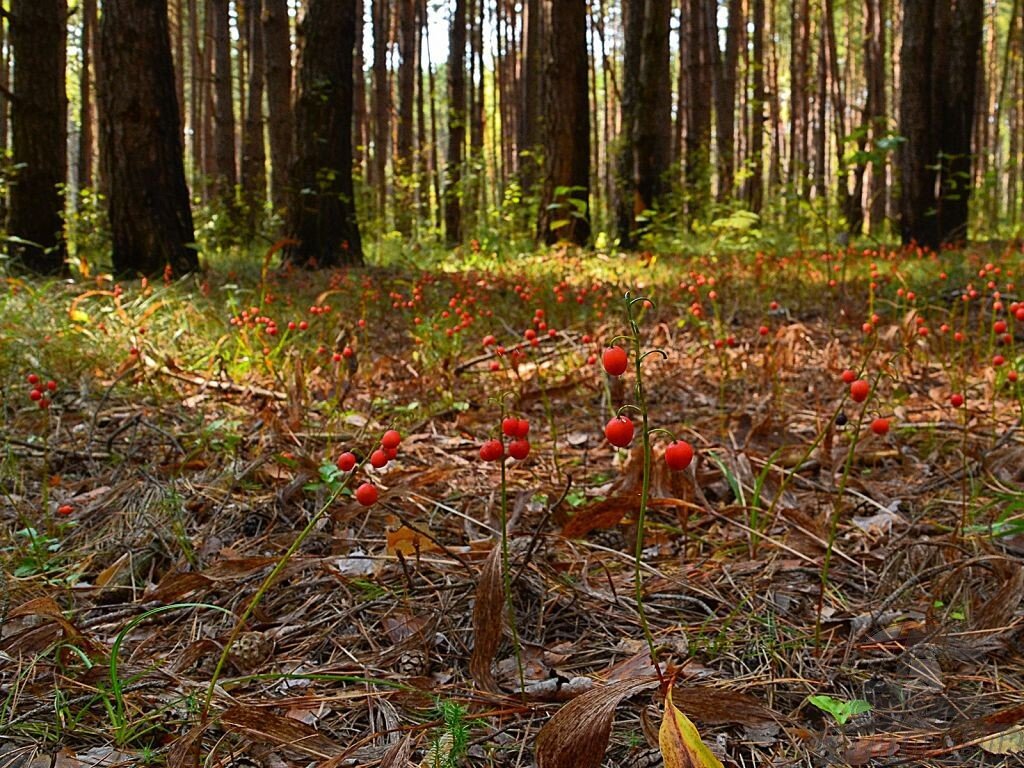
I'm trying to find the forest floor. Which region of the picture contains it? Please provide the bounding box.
[2,243,1024,767]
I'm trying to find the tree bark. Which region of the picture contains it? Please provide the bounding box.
[537,0,590,245]
[444,0,467,246]
[396,0,417,233]
[519,0,542,193]
[241,0,267,234]
[284,0,363,267]
[8,0,67,273]
[263,0,293,213]
[99,0,197,277]
[746,0,766,210]
[79,0,98,194]
[210,0,237,202]
[371,0,390,216]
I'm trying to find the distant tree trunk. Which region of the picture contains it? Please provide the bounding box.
[396,0,417,234]
[371,0,390,217]
[78,0,98,195]
[717,0,743,201]
[865,0,887,233]
[615,0,641,246]
[353,0,367,174]
[746,0,766,210]
[898,0,984,247]
[263,0,293,213]
[99,0,197,276]
[444,0,467,246]
[241,0,267,235]
[788,0,810,191]
[187,0,202,191]
[426,8,442,229]
[172,0,185,124]
[684,0,713,217]
[210,0,236,204]
[8,0,67,273]
[537,0,590,244]
[519,0,542,193]
[284,0,362,267]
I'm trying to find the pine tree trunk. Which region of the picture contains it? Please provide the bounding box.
[717,0,742,200]
[210,0,236,204]
[519,0,541,193]
[8,0,67,273]
[263,0,293,213]
[444,0,467,246]
[241,0,267,235]
[538,0,590,244]
[99,0,197,276]
[285,0,362,267]
[371,0,390,218]
[396,0,417,233]
[79,0,98,194]
[746,0,765,210]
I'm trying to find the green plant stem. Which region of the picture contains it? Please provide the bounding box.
[201,481,347,718]
[500,444,526,693]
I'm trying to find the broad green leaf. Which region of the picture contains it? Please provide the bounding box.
[660,688,724,768]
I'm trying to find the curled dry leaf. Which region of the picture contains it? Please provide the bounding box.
[535,677,659,768]
[660,688,724,768]
[469,545,504,692]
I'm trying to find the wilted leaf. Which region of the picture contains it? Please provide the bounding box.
[386,525,441,557]
[535,677,659,768]
[469,545,504,692]
[660,688,724,768]
[979,727,1024,755]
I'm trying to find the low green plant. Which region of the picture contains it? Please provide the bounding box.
[808,694,872,726]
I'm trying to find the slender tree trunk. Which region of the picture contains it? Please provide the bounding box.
[187,0,202,192]
[241,0,266,235]
[263,0,293,213]
[685,0,713,217]
[79,0,98,194]
[519,0,542,193]
[746,0,765,210]
[353,0,366,175]
[788,0,810,191]
[285,0,362,266]
[424,0,442,229]
[538,0,590,244]
[444,0,467,246]
[396,0,416,233]
[866,0,887,233]
[99,0,197,276]
[371,0,390,217]
[8,0,67,273]
[717,0,743,200]
[210,0,237,203]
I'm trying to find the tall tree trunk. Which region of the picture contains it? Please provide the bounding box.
[371,0,390,218]
[187,0,202,192]
[538,0,590,244]
[285,0,362,267]
[519,0,541,193]
[8,0,67,273]
[444,0,467,246]
[263,0,293,213]
[79,0,98,194]
[746,0,766,210]
[241,0,267,235]
[99,0,197,276]
[210,0,237,203]
[898,0,984,246]
[396,0,417,234]
[684,0,713,217]
[615,0,642,246]
[717,0,743,200]
[865,0,887,233]
[788,0,810,191]
[353,0,367,175]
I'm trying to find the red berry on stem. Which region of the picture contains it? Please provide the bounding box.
[57,504,73,516]
[509,439,530,460]
[370,448,389,468]
[604,416,635,447]
[46,380,57,392]
[29,389,42,401]
[950,393,964,408]
[870,417,890,436]
[514,418,530,438]
[502,417,519,437]
[665,440,694,471]
[602,346,629,376]
[479,439,504,462]
[355,483,379,506]
[381,429,401,450]
[841,369,857,384]
[27,373,39,385]
[849,379,870,402]
[336,451,357,471]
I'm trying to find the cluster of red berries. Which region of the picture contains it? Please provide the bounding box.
[26,373,57,409]
[841,370,891,435]
[601,415,694,470]
[479,416,531,462]
[229,307,280,335]
[335,429,402,507]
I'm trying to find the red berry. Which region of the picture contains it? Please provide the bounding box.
[870,417,890,436]
[381,429,401,450]
[479,439,504,462]
[602,346,629,376]
[336,451,357,471]
[509,439,530,460]
[994,355,1006,367]
[46,380,57,392]
[29,389,42,401]
[604,416,635,447]
[57,504,74,516]
[994,320,1007,333]
[39,398,50,409]
[370,449,389,468]
[841,369,857,384]
[950,393,964,408]
[849,379,870,403]
[27,373,39,385]
[383,447,398,460]
[355,483,379,506]
[482,334,497,347]
[758,325,770,336]
[664,440,694,471]
[514,418,530,439]
[502,417,519,437]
